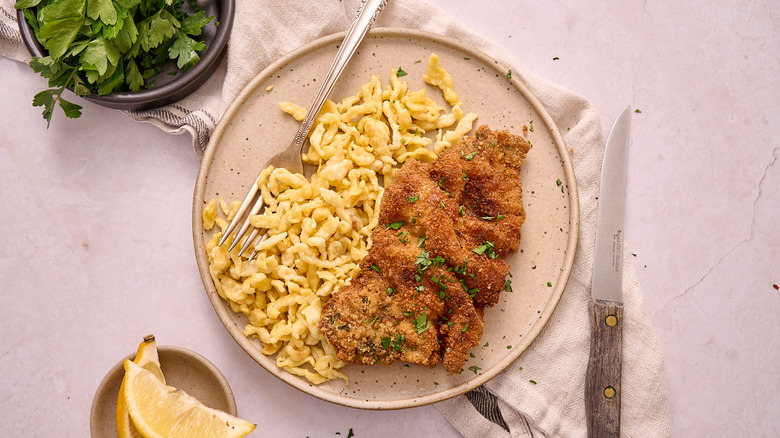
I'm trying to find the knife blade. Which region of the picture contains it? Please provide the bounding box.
[585,106,631,438]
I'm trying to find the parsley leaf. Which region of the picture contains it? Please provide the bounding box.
[80,37,120,76]
[169,30,206,70]
[414,313,430,334]
[125,59,144,91]
[386,221,405,230]
[473,241,497,259]
[137,8,178,52]
[86,0,118,26]
[180,10,214,36]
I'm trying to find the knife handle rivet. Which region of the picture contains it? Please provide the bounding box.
[605,314,618,327]
[603,386,616,399]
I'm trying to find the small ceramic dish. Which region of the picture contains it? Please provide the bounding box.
[90,345,237,437]
[16,0,234,111]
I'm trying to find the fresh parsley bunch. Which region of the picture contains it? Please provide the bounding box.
[15,0,215,127]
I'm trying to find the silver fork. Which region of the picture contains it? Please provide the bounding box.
[218,0,389,258]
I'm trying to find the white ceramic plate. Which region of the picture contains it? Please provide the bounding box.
[193,28,578,409]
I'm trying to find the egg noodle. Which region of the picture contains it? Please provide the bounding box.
[203,54,477,384]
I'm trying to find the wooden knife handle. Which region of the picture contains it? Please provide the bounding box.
[585,299,624,438]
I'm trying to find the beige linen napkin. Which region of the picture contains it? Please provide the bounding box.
[1,0,670,435]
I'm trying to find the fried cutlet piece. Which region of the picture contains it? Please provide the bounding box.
[319,126,530,374]
[433,125,531,258]
[427,125,531,307]
[318,225,483,372]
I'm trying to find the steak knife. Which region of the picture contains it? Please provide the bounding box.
[586,107,631,437]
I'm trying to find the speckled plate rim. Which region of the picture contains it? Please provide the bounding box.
[193,27,579,410]
[89,345,237,437]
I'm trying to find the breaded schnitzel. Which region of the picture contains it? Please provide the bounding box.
[319,126,531,374]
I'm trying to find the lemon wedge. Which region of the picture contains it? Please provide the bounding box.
[122,360,256,438]
[117,335,165,438]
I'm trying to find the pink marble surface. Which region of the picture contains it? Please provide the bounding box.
[1,1,778,436]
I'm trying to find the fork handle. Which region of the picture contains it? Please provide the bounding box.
[293,0,389,149]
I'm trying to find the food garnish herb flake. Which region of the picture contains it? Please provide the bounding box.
[386,221,405,230]
[473,241,497,259]
[413,313,430,334]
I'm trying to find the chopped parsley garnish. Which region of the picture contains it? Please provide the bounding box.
[370,265,380,273]
[547,282,552,287]
[416,249,432,271]
[504,279,513,292]
[462,322,470,332]
[436,177,451,196]
[381,333,405,351]
[387,287,394,295]
[413,313,430,334]
[431,277,447,299]
[481,216,494,221]
[406,195,420,203]
[396,67,408,77]
[505,69,512,79]
[391,333,405,350]
[459,278,479,297]
[473,241,497,259]
[461,150,477,160]
[458,205,466,215]
[386,221,405,230]
[417,235,426,248]
[469,365,482,374]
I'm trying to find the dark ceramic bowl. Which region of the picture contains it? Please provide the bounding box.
[17,0,234,111]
